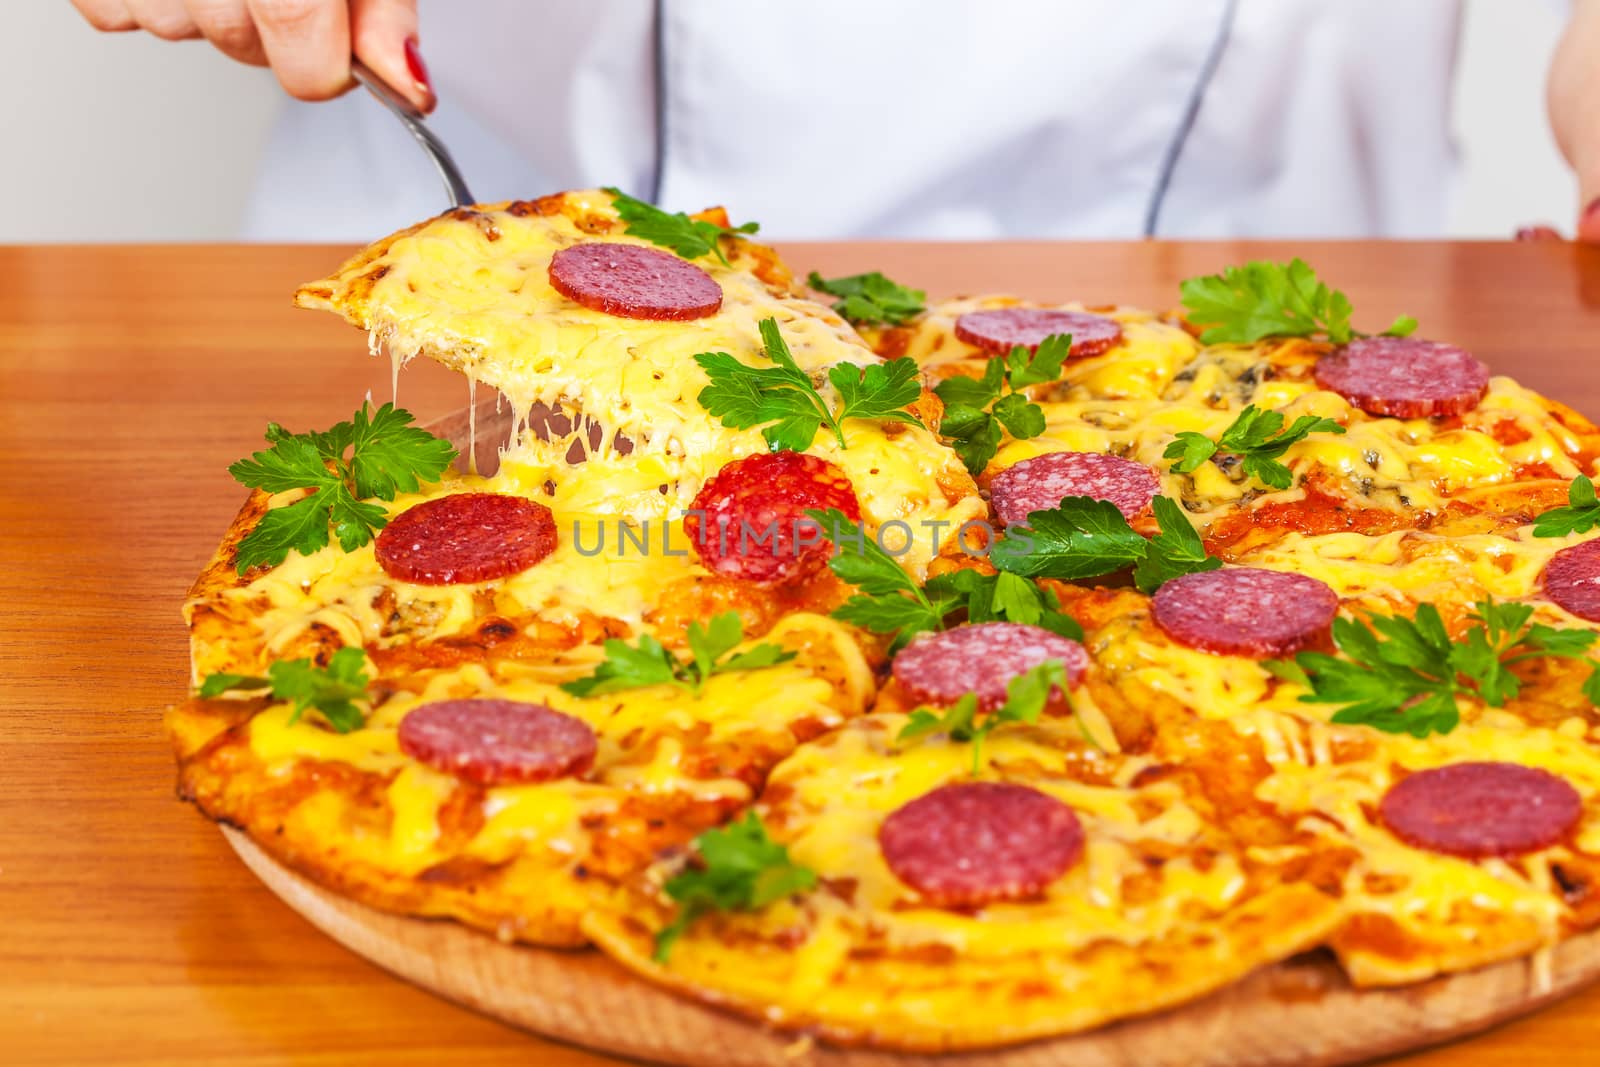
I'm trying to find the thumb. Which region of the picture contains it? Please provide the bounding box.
[350,0,431,113]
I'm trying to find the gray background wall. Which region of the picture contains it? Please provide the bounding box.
[1,1,1576,241]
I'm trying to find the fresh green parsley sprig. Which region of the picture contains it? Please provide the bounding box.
[898,660,1082,775]
[695,317,924,451]
[1180,258,1418,345]
[653,811,816,961]
[198,646,372,733]
[1164,404,1346,490]
[560,612,794,698]
[1267,598,1600,737]
[603,187,759,266]
[804,508,1082,650]
[990,495,1220,594]
[932,333,1072,476]
[227,403,457,574]
[806,270,926,327]
[1533,474,1600,538]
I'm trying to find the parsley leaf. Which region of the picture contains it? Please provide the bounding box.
[560,612,794,698]
[828,357,924,428]
[809,510,1084,647]
[807,508,949,646]
[653,811,816,961]
[1274,598,1600,737]
[925,568,1084,640]
[898,660,1069,775]
[937,399,1006,477]
[1131,497,1224,592]
[806,270,926,326]
[228,403,456,574]
[1179,258,1417,345]
[989,494,1220,593]
[932,334,1071,475]
[1533,475,1600,538]
[989,498,1146,579]
[198,646,372,733]
[696,318,924,451]
[1164,404,1346,491]
[344,403,462,499]
[603,187,759,267]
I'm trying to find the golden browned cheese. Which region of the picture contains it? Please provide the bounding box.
[584,713,1347,1049]
[168,611,875,945]
[171,193,1600,1052]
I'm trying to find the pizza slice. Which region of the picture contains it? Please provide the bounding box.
[585,684,1344,1049]
[169,610,873,946]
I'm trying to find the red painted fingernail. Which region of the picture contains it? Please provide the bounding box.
[1515,224,1562,242]
[404,36,435,110]
[1585,197,1600,223]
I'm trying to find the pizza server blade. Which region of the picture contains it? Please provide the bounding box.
[351,58,476,209]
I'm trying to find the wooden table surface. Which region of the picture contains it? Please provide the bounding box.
[4,241,1600,1066]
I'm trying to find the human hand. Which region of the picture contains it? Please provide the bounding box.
[1550,0,1600,241]
[69,0,432,112]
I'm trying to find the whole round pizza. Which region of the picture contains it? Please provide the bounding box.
[168,189,1600,1054]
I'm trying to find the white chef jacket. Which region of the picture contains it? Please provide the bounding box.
[242,0,1462,242]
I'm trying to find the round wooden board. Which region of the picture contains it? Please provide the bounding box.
[223,827,1600,1067]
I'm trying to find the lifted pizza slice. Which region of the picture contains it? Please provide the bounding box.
[190,192,988,680]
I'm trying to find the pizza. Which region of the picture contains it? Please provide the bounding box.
[168,188,1600,1053]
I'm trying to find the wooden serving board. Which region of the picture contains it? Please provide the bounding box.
[223,828,1600,1067]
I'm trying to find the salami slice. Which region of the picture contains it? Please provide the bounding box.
[375,492,557,585]
[1313,337,1490,419]
[891,622,1088,711]
[989,451,1159,526]
[684,451,861,586]
[1151,567,1338,658]
[1380,762,1583,858]
[548,242,723,321]
[879,781,1084,907]
[954,308,1123,358]
[398,699,597,785]
[1544,538,1600,622]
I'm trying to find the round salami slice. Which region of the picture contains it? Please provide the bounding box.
[954,308,1123,358]
[891,622,1088,711]
[989,451,1159,526]
[1544,538,1600,622]
[375,492,556,585]
[683,451,861,586]
[398,699,597,785]
[1152,567,1338,658]
[1380,762,1583,858]
[1313,337,1490,419]
[879,781,1084,907]
[548,242,723,321]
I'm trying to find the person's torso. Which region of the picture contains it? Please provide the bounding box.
[244,0,1461,241]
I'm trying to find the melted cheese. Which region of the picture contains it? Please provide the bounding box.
[224,473,704,665]
[325,191,985,577]
[757,714,1273,960]
[1086,591,1600,981]
[242,613,874,874]
[1003,339,1589,527]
